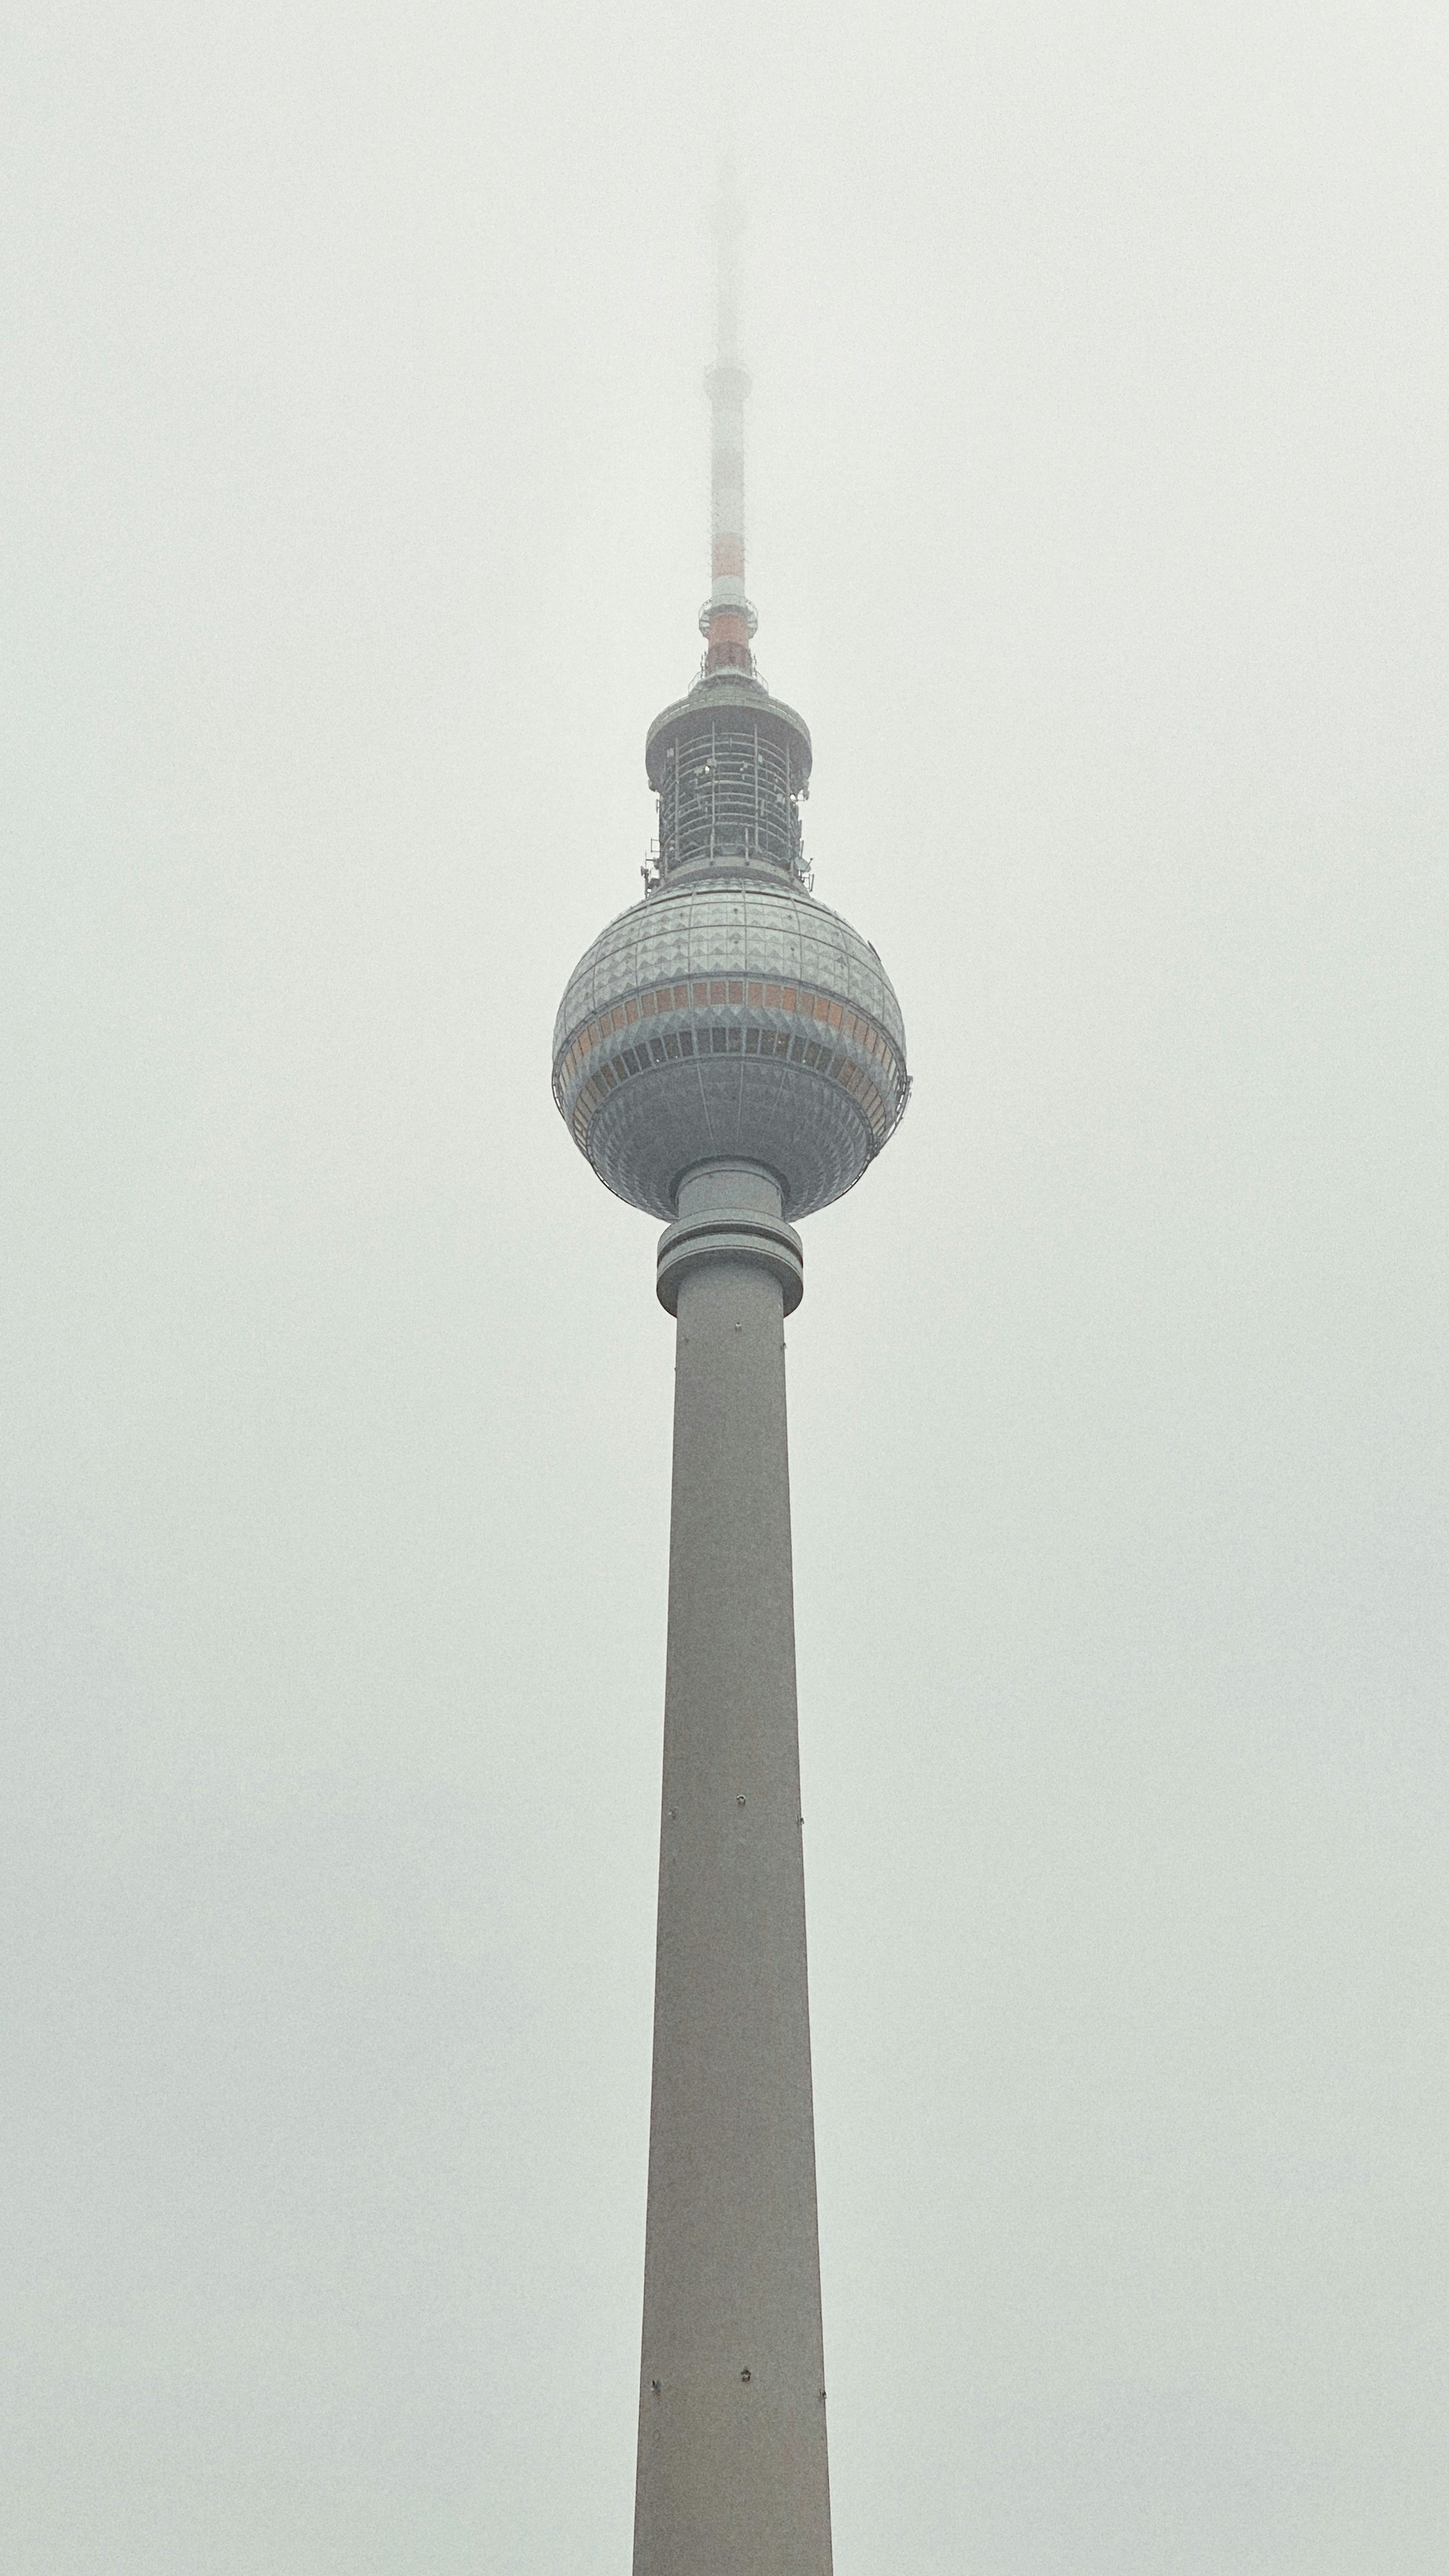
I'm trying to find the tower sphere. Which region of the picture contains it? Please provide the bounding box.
[553,671,909,1223]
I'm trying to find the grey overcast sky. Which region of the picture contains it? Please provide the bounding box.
[3,3,1446,2570]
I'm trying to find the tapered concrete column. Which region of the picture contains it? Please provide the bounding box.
[634,1162,832,2576]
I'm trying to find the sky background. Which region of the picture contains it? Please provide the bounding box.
[3,3,1447,2570]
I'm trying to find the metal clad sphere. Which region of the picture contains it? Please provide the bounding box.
[552,877,909,1220]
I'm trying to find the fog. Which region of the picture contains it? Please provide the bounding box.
[3,3,1446,2569]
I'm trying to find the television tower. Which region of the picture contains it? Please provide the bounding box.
[552,168,909,2574]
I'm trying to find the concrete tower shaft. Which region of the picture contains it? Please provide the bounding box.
[634,1164,831,2576]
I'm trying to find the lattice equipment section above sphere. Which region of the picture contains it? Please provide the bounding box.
[645,676,813,883]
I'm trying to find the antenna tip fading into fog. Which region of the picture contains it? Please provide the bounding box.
[700,139,756,675]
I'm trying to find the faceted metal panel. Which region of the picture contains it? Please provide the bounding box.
[552,877,909,1221]
[554,878,905,1057]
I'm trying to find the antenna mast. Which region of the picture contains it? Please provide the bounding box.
[700,159,757,675]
